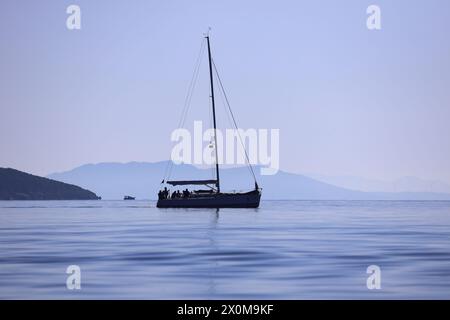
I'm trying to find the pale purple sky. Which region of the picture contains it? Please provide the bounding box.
[1,0,450,183]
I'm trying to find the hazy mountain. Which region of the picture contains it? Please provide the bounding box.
[0,168,100,200]
[47,161,450,200]
[308,174,450,194]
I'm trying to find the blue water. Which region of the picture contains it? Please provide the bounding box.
[0,200,449,299]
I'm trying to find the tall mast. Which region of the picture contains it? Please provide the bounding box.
[206,35,220,193]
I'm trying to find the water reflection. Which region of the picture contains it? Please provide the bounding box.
[0,200,449,299]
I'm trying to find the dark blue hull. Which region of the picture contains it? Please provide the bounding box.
[157,190,261,208]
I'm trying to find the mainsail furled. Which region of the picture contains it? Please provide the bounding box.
[166,180,218,186]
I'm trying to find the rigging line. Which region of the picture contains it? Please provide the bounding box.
[212,58,258,183]
[165,52,204,183]
[214,68,255,180]
[162,42,205,185]
[168,39,205,180]
[162,38,206,183]
[168,41,205,180]
[214,67,235,132]
[180,39,206,129]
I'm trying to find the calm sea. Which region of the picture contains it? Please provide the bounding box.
[0,200,449,299]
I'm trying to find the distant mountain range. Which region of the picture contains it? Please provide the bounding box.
[0,168,100,200]
[308,174,450,194]
[47,161,450,200]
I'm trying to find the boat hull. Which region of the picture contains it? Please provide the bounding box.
[157,190,261,208]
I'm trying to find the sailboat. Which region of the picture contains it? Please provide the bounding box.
[156,34,261,208]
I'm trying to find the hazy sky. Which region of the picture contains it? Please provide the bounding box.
[1,0,450,183]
